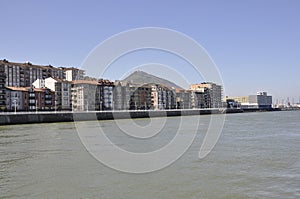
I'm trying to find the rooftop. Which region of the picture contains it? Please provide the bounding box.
[71,80,99,85]
[0,59,83,72]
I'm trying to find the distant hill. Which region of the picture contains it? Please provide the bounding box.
[122,70,183,89]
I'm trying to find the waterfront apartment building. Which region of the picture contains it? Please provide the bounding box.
[43,77,72,110]
[0,65,6,110]
[176,89,192,109]
[5,86,54,111]
[190,82,222,108]
[6,87,29,111]
[99,79,114,110]
[190,89,211,109]
[129,85,152,110]
[71,80,100,111]
[31,88,55,111]
[114,81,130,110]
[151,84,176,110]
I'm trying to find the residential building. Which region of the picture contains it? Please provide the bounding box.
[0,59,64,87]
[44,77,72,110]
[32,79,45,88]
[71,80,100,111]
[151,84,176,110]
[0,59,84,88]
[190,82,223,108]
[6,87,29,111]
[129,85,152,110]
[99,79,114,110]
[28,87,36,111]
[0,64,6,110]
[65,68,85,81]
[114,81,130,110]
[5,87,54,111]
[190,90,210,109]
[33,88,55,111]
[176,89,191,109]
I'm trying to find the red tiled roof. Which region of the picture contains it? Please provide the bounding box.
[6,86,30,91]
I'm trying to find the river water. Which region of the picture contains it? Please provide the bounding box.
[0,111,299,198]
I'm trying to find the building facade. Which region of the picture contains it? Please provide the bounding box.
[65,68,85,81]
[6,87,29,111]
[190,82,222,108]
[33,88,55,111]
[129,85,152,110]
[5,87,54,111]
[151,84,176,110]
[0,59,84,88]
[226,92,272,109]
[71,80,100,111]
[114,81,130,110]
[190,90,210,109]
[44,77,72,110]
[0,64,6,110]
[1,59,228,112]
[99,79,114,110]
[247,92,272,109]
[176,89,191,109]
[1,59,64,87]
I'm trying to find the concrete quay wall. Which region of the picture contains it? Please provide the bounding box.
[0,109,231,125]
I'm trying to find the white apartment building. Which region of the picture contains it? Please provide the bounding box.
[44,77,72,110]
[65,68,85,81]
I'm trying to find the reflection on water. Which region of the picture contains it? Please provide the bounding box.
[0,112,299,198]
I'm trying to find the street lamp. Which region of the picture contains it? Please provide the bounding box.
[55,100,57,113]
[13,99,17,114]
[86,100,89,112]
[36,100,38,113]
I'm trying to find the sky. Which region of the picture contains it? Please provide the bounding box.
[1,0,299,103]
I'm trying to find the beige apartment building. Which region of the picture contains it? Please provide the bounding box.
[151,84,176,110]
[71,80,100,111]
[190,82,223,108]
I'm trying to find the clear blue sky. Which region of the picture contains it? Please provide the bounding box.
[1,0,299,103]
